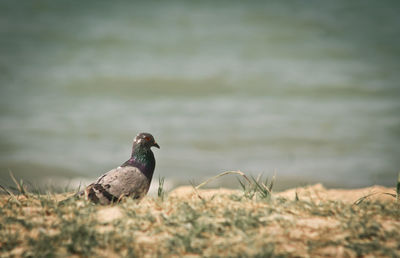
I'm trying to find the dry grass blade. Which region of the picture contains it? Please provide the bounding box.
[353,192,397,206]
[353,194,372,206]
[353,173,399,205]
[9,170,28,197]
[397,172,400,201]
[195,170,251,190]
[189,180,205,200]
[0,184,21,205]
[0,184,12,196]
[382,192,397,198]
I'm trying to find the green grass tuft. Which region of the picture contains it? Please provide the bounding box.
[238,174,275,200]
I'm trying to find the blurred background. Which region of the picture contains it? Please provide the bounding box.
[1,0,399,192]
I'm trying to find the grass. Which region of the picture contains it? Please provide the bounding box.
[157,176,166,201]
[397,172,400,201]
[237,174,275,200]
[0,172,399,257]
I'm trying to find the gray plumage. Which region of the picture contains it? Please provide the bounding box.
[85,166,150,204]
[83,133,159,204]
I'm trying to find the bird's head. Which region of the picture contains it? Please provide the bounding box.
[133,133,160,150]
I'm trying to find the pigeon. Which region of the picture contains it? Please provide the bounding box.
[84,133,160,204]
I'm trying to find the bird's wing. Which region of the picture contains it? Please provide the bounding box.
[85,166,150,204]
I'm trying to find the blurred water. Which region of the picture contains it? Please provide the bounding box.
[1,0,399,190]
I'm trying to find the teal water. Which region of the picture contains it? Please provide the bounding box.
[1,1,399,189]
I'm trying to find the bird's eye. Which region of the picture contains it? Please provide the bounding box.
[144,136,150,141]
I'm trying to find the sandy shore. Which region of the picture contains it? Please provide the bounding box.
[170,183,397,203]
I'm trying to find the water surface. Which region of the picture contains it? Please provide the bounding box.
[1,0,399,190]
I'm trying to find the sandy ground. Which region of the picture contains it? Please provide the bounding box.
[170,183,397,203]
[1,184,398,257]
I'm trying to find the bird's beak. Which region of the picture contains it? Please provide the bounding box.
[153,142,160,149]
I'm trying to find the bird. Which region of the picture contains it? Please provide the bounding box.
[83,132,160,204]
